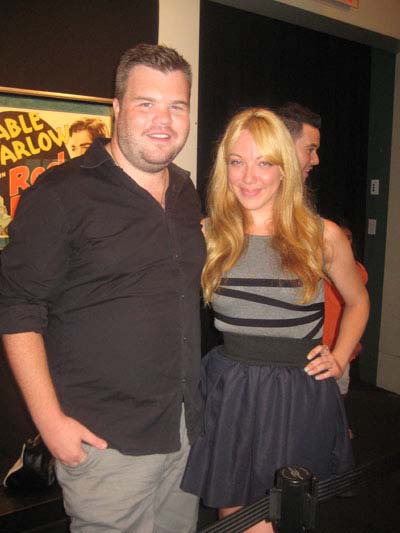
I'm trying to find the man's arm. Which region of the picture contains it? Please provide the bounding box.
[3,332,107,466]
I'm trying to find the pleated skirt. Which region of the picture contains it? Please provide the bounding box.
[181,346,353,508]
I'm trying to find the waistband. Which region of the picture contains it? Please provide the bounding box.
[222,333,322,367]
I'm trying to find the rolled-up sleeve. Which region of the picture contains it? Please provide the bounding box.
[0,179,69,334]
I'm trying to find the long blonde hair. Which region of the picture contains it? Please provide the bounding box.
[202,107,324,304]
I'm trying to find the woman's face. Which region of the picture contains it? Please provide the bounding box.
[227,129,282,219]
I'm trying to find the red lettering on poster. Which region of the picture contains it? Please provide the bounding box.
[9,166,29,197]
[8,151,66,217]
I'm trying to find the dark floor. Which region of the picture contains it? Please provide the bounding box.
[197,376,400,532]
[315,378,400,533]
[1,376,399,532]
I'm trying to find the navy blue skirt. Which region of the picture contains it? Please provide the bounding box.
[181,345,353,508]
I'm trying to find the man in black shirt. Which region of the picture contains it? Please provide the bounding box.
[0,44,205,532]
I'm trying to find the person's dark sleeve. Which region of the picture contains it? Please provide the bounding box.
[0,181,69,334]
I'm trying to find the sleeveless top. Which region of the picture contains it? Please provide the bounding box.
[212,235,324,340]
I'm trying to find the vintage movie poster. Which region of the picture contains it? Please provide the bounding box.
[0,88,112,247]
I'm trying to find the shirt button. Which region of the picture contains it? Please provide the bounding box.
[174,253,179,259]
[181,294,185,299]
[181,377,186,384]
[183,336,187,342]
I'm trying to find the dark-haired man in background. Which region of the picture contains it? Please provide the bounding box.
[277,101,321,181]
[0,43,205,532]
[68,117,110,158]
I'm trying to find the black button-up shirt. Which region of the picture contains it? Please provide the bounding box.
[0,139,206,455]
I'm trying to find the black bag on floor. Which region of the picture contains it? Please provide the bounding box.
[3,434,55,492]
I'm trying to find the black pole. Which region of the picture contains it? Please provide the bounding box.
[271,466,318,533]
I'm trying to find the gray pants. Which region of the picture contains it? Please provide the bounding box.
[55,411,198,532]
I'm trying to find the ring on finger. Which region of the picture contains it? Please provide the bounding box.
[321,345,329,356]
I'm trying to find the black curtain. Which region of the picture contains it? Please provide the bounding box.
[198,0,370,260]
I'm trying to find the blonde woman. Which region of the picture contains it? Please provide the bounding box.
[181,108,369,532]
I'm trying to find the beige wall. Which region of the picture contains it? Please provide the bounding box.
[273,0,400,40]
[158,0,200,184]
[377,52,400,393]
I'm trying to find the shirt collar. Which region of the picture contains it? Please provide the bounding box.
[80,137,191,201]
[81,137,112,169]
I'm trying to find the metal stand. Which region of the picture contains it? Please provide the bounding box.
[199,452,400,532]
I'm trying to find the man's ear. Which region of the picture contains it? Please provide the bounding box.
[113,98,120,119]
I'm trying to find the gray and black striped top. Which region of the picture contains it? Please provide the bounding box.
[213,235,324,340]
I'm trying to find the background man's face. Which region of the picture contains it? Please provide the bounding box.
[294,123,320,181]
[69,129,93,158]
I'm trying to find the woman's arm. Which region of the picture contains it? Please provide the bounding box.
[305,219,370,380]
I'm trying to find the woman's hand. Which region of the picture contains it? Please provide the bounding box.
[304,344,343,380]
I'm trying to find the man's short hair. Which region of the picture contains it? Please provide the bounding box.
[276,102,321,140]
[69,118,109,140]
[114,43,192,101]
